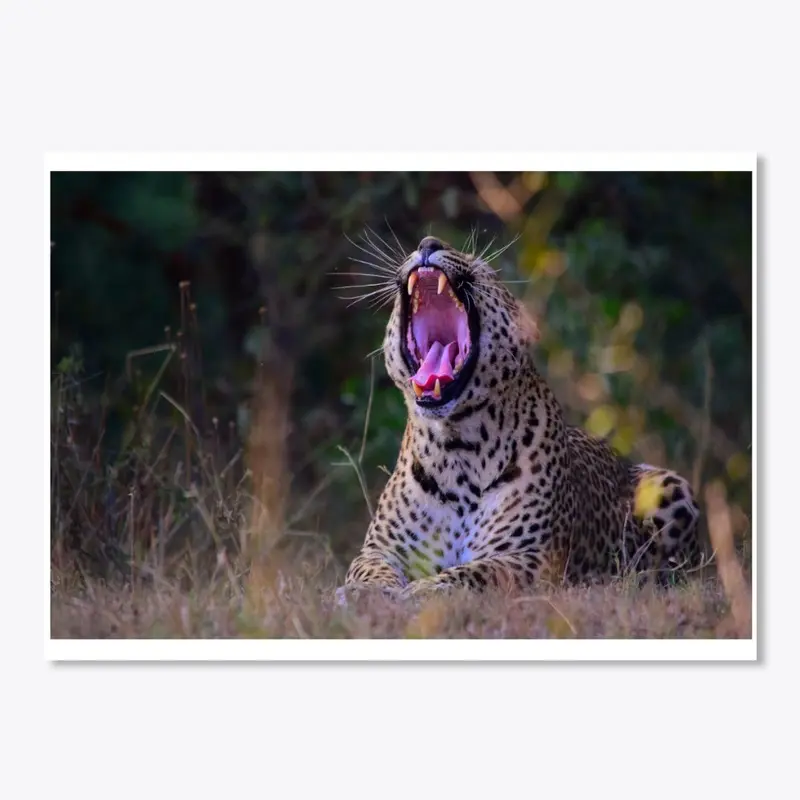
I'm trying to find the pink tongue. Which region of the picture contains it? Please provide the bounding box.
[411,341,458,390]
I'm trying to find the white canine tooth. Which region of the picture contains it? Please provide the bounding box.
[437,273,447,295]
[408,272,419,295]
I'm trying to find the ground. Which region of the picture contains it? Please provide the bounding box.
[50,566,748,639]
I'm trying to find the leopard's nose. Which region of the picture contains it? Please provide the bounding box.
[418,237,444,266]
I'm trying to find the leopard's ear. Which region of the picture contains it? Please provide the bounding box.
[517,300,541,345]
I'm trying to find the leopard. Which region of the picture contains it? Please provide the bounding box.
[338,234,702,601]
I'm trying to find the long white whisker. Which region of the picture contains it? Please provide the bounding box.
[329,272,396,283]
[337,285,396,299]
[467,284,500,304]
[360,229,401,269]
[364,344,385,360]
[333,282,394,289]
[464,225,479,256]
[329,270,395,282]
[336,272,397,286]
[345,233,398,270]
[476,236,497,262]
[484,234,521,264]
[339,289,397,309]
[353,246,397,271]
[365,224,405,263]
[350,258,397,277]
[345,256,397,275]
[365,293,396,310]
[337,282,396,297]
[384,217,408,262]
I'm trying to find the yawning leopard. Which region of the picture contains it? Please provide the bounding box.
[339,235,702,600]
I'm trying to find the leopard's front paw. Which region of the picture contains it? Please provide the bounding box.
[334,583,404,607]
[399,577,449,601]
[334,585,350,608]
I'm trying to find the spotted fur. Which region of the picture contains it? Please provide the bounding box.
[341,236,702,599]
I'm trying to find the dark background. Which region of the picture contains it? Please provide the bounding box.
[50,171,753,578]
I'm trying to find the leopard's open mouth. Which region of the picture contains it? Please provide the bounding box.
[400,266,480,406]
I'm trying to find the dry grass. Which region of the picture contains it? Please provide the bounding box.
[49,378,753,643]
[51,563,744,640]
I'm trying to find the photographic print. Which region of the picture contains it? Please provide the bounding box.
[47,158,756,659]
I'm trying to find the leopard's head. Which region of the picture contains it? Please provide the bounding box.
[370,235,539,419]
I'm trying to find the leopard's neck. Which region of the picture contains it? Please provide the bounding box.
[404,362,560,489]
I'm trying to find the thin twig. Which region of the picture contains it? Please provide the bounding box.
[513,596,577,636]
[359,355,376,464]
[692,337,714,494]
[336,445,374,519]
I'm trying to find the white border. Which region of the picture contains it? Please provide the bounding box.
[46,151,755,173]
[46,153,757,662]
[47,638,756,661]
